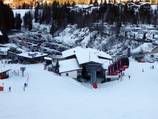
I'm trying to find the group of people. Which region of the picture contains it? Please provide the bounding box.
[8,82,28,92]
[119,72,131,81]
[12,70,20,76]
[119,65,155,81]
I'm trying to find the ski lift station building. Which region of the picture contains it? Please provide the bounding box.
[59,47,112,84]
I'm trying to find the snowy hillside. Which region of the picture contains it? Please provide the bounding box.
[8,23,158,59]
[11,9,158,58]
[53,24,158,56]
[0,60,158,119]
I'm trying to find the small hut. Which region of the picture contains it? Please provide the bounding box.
[0,69,10,80]
[16,52,48,64]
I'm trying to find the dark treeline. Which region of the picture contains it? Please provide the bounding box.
[34,1,158,35]
[23,12,33,31]
[0,0,158,43]
[0,0,34,43]
[0,1,14,43]
[0,0,33,31]
[0,1,32,43]
[0,1,14,32]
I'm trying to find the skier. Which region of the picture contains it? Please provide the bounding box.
[119,74,122,81]
[24,82,28,87]
[44,63,47,70]
[128,75,131,80]
[23,83,28,91]
[9,86,11,92]
[151,65,154,69]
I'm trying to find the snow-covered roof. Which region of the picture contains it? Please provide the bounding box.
[88,48,112,59]
[59,58,80,73]
[62,47,112,65]
[0,68,10,74]
[53,55,63,59]
[100,59,112,70]
[17,52,47,59]
[0,47,10,55]
[131,43,153,54]
[2,43,17,48]
[44,57,52,61]
[75,47,101,64]
[62,47,78,58]
[154,34,158,39]
[0,47,10,52]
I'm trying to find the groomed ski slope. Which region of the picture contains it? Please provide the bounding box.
[0,60,158,119]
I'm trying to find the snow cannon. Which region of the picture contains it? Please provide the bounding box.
[0,85,4,91]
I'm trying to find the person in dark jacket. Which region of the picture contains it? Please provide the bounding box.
[23,83,28,91]
[8,86,11,92]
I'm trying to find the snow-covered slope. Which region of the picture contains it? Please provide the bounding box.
[0,60,158,119]
[54,25,110,51]
[10,10,158,57]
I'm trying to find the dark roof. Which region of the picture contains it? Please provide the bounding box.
[0,69,10,74]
